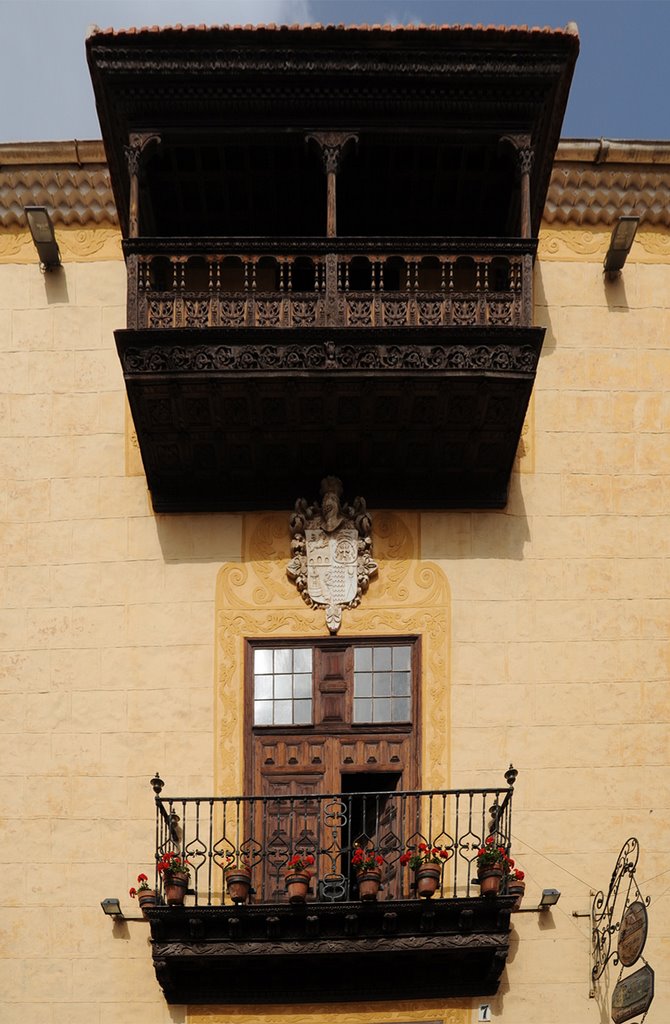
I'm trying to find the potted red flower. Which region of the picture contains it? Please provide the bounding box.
[507,867,525,909]
[399,842,450,898]
[476,836,512,896]
[157,851,191,906]
[351,846,385,901]
[129,872,157,916]
[285,852,315,903]
[224,854,253,904]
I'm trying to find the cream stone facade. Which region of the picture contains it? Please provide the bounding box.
[1,139,669,1024]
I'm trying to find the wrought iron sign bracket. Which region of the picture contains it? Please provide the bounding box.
[591,837,653,1022]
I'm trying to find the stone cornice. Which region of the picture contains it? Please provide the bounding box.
[2,139,670,230]
[0,140,107,166]
[556,139,670,165]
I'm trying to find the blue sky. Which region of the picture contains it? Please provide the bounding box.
[0,0,668,142]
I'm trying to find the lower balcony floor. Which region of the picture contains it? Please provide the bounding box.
[147,895,515,1004]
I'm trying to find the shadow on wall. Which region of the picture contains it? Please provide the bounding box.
[43,266,70,304]
[421,481,531,562]
[155,513,243,563]
[533,301,559,356]
[153,493,532,565]
[603,273,631,312]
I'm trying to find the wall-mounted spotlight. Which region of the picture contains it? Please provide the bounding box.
[603,215,639,278]
[100,897,145,922]
[100,897,122,918]
[513,887,562,913]
[539,888,561,909]
[25,206,61,270]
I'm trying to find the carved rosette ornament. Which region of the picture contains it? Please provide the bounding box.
[287,477,377,634]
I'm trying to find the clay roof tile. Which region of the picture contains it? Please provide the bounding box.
[89,21,577,38]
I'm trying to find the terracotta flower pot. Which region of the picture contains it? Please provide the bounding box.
[285,871,311,904]
[356,868,382,901]
[226,866,252,904]
[137,889,158,916]
[478,865,503,896]
[416,863,442,898]
[507,879,525,910]
[164,870,189,906]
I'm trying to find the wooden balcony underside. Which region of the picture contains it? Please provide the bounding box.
[148,896,515,1004]
[117,324,543,512]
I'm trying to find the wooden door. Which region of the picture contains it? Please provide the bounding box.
[245,637,420,900]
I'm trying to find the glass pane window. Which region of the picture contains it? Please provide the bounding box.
[253,647,313,725]
[353,645,412,722]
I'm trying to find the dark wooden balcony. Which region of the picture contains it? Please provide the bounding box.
[118,237,542,512]
[145,775,517,1004]
[89,22,578,513]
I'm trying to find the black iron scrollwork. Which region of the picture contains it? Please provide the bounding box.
[592,837,651,985]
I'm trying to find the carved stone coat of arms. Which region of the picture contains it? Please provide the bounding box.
[287,477,377,633]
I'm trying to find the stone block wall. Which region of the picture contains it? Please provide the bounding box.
[423,240,670,1022]
[0,224,668,1024]
[0,250,240,1023]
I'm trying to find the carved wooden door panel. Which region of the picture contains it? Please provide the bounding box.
[246,637,420,900]
[258,771,325,902]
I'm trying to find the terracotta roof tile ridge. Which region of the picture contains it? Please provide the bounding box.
[0,140,106,166]
[89,21,577,38]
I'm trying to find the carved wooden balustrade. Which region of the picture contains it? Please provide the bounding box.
[125,238,535,332]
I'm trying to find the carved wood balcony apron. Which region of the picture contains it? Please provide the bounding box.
[148,896,516,1004]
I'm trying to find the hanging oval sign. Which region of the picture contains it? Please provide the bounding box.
[617,900,648,967]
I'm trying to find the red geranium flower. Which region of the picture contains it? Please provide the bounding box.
[352,847,385,872]
[287,852,316,873]
[399,842,450,871]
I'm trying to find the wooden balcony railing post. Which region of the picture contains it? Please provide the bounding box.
[325,253,339,326]
[522,252,533,324]
[126,252,139,329]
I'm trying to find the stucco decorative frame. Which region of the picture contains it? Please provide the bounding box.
[192,1003,468,1024]
[0,226,122,263]
[538,225,670,262]
[215,511,451,797]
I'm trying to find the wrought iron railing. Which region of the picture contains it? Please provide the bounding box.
[125,238,535,332]
[150,769,516,906]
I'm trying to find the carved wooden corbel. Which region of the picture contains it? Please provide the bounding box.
[500,133,534,237]
[306,132,358,237]
[124,131,161,237]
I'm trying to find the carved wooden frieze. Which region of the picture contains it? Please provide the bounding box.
[120,339,540,374]
[287,477,377,633]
